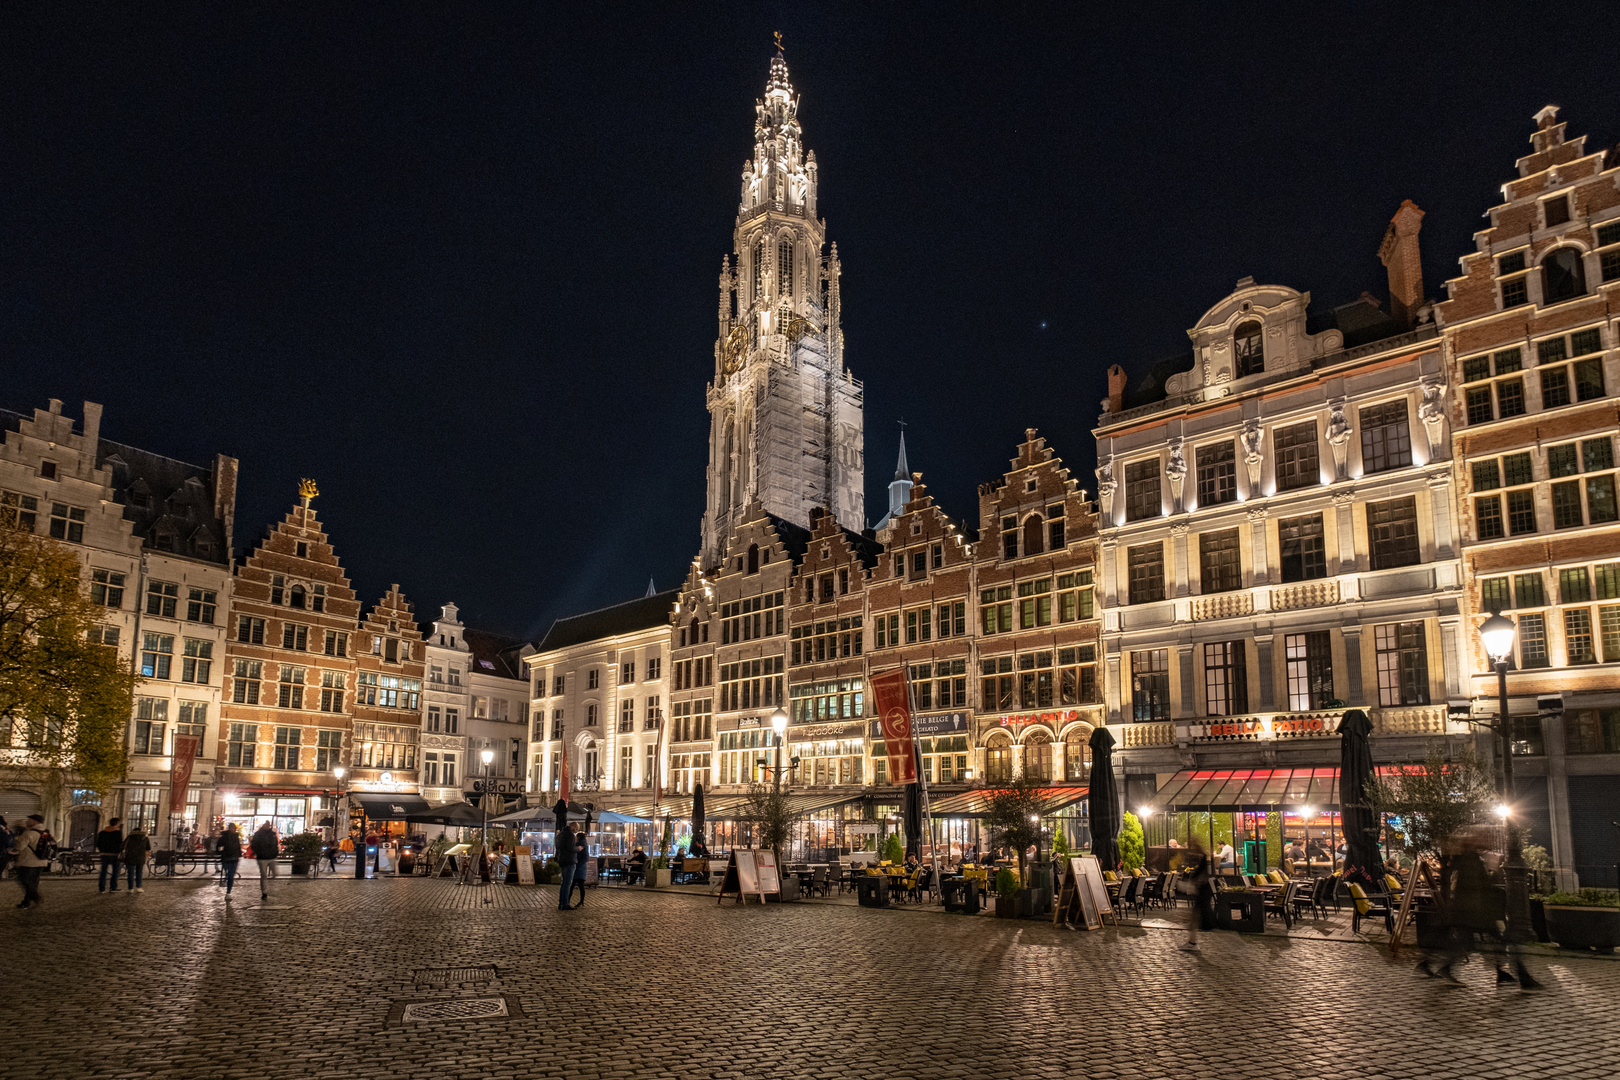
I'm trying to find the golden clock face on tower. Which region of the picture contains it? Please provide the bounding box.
[721,324,747,376]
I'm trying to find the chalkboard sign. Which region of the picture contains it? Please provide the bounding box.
[515,846,535,885]
[1057,858,1100,930]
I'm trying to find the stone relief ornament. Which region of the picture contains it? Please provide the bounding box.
[1095,456,1116,516]
[1240,420,1264,487]
[1418,377,1447,456]
[1165,439,1188,509]
[1326,399,1353,480]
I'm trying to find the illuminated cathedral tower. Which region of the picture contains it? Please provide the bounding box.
[699,50,865,569]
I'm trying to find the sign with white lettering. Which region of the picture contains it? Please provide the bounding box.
[912,712,969,737]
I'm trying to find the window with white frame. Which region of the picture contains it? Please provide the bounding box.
[1462,347,1528,425]
[133,697,167,754]
[1537,327,1605,409]
[1472,450,1537,539]
[1203,641,1248,716]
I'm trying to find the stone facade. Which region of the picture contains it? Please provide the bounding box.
[350,584,426,802]
[701,54,864,569]
[1438,106,1620,888]
[0,399,235,847]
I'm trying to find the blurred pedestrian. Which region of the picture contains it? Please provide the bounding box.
[1417,826,1540,989]
[1179,837,1213,953]
[572,825,590,908]
[122,824,150,893]
[0,817,12,881]
[250,822,280,899]
[96,816,124,893]
[556,817,577,911]
[218,823,243,900]
[12,814,49,908]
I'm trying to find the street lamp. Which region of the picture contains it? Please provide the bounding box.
[480,748,495,891]
[770,709,789,793]
[1480,613,1533,946]
[337,765,367,881]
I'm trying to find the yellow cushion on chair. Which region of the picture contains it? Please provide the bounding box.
[1346,882,1372,916]
[1268,870,1287,884]
[1103,871,1118,882]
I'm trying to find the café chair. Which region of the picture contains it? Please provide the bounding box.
[1347,882,1393,934]
[1265,880,1298,929]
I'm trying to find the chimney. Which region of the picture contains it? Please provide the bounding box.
[82,401,103,456]
[1106,365,1128,414]
[213,453,239,563]
[1378,199,1425,329]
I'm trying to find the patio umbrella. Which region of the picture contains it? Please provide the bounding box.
[903,780,923,858]
[1337,708,1384,887]
[1088,726,1121,871]
[405,802,485,828]
[691,783,706,852]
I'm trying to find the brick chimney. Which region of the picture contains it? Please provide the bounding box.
[1378,199,1425,329]
[1106,365,1128,414]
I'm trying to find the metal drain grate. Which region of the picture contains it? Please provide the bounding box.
[401,997,509,1022]
[413,964,498,987]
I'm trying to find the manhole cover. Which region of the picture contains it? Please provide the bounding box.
[401,998,509,1022]
[413,965,497,987]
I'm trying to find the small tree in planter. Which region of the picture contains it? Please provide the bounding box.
[1119,812,1145,872]
[283,832,324,875]
[881,831,905,866]
[1366,743,1495,905]
[980,774,1046,883]
[742,782,795,896]
[994,868,1019,918]
[1052,825,1070,862]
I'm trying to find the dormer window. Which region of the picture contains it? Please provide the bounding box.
[295,541,308,558]
[271,575,285,605]
[1022,514,1044,557]
[1543,195,1571,228]
[289,584,306,609]
[1542,248,1587,305]
[1234,321,1264,378]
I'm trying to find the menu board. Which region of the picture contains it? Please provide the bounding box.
[514,847,535,885]
[755,850,780,896]
[719,849,761,904]
[1077,855,1114,926]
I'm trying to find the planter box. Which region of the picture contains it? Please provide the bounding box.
[1213,891,1265,933]
[1015,888,1034,919]
[1544,905,1620,953]
[290,863,311,877]
[995,895,1019,918]
[778,876,802,902]
[644,867,673,888]
[857,875,890,908]
[942,878,981,913]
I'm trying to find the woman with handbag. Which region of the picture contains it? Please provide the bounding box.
[1179,837,1213,953]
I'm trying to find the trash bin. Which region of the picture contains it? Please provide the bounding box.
[857,875,890,908]
[942,878,981,913]
[1242,840,1265,875]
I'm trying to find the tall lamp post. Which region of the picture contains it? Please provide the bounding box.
[480,747,495,879]
[336,766,367,881]
[770,709,789,792]
[1480,613,1533,944]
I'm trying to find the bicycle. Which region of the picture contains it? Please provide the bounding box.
[52,850,95,876]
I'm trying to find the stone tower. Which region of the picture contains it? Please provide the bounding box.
[700,51,865,569]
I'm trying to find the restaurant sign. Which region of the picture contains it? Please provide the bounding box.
[1184,715,1340,742]
[994,708,1081,730]
[467,778,527,796]
[912,712,969,737]
[792,720,864,739]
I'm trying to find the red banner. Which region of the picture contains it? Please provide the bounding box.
[559,746,572,806]
[170,734,200,814]
[871,669,917,785]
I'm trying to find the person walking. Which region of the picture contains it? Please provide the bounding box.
[95,817,125,893]
[12,814,50,909]
[1179,837,1214,952]
[122,824,151,893]
[323,840,340,874]
[1418,827,1541,989]
[572,824,590,908]
[556,816,577,911]
[218,823,243,900]
[250,822,280,900]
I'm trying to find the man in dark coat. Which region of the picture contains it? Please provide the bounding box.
[249,822,280,900]
[96,817,124,893]
[572,826,590,908]
[555,817,577,911]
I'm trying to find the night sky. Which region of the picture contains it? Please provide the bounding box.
[6,6,1618,640]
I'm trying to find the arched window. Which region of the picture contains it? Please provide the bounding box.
[1234,321,1264,378]
[1064,728,1093,781]
[689,618,699,644]
[1022,514,1044,557]
[777,238,793,297]
[753,238,765,301]
[289,584,306,609]
[985,734,1014,783]
[1542,248,1587,304]
[747,543,760,574]
[1024,730,1054,782]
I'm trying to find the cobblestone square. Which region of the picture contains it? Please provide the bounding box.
[3,875,1618,1080]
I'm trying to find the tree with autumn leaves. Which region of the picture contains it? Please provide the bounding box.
[0,521,136,795]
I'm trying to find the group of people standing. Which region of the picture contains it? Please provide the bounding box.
[93,817,152,893]
[555,816,591,910]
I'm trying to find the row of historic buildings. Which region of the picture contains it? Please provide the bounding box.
[3,53,1615,886]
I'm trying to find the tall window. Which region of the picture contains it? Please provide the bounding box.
[777,238,793,297]
[186,588,216,623]
[1541,248,1586,304]
[1374,622,1429,707]
[232,659,262,704]
[1203,641,1248,716]
[1127,543,1165,605]
[227,723,257,767]
[1367,497,1420,570]
[1284,631,1333,711]
[1274,422,1319,491]
[1022,514,1044,557]
[753,238,765,300]
[1548,435,1617,529]
[133,698,167,755]
[1233,321,1264,377]
[980,657,1014,712]
[1124,459,1161,522]
[146,580,179,617]
[140,633,174,679]
[273,727,302,770]
[1359,401,1412,473]
[1461,347,1526,425]
[1198,529,1241,593]
[1278,514,1326,582]
[1131,650,1170,721]
[181,638,212,684]
[1196,441,1236,506]
[278,665,306,709]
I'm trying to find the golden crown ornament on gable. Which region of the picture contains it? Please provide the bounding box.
[298,478,319,506]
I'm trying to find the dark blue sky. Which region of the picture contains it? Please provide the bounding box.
[5,5,1618,639]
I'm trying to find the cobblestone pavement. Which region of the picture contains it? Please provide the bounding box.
[3,875,1619,1080]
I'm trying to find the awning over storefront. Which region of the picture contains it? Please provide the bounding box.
[351,794,432,821]
[1142,767,1410,813]
[603,793,863,822]
[926,786,1089,818]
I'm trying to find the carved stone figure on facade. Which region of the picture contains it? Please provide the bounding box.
[1165,440,1188,511]
[1418,377,1447,457]
[1095,457,1117,517]
[1240,420,1264,488]
[1326,400,1353,480]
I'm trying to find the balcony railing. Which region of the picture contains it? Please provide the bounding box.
[1118,722,1174,748]
[1189,592,1254,621]
[1369,706,1449,736]
[1271,580,1339,611]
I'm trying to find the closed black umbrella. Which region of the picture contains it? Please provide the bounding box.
[1088,726,1120,872]
[903,781,923,858]
[691,783,706,853]
[1338,709,1383,887]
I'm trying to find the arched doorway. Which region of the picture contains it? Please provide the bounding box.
[0,788,41,823]
[69,806,101,848]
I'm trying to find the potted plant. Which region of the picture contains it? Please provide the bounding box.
[1119,812,1146,873]
[1538,889,1620,953]
[994,868,1019,919]
[283,832,324,876]
[645,854,673,888]
[540,857,561,885]
[742,782,796,902]
[979,774,1048,916]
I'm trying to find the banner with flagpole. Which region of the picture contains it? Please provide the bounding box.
[169,734,200,814]
[871,669,917,785]
[559,745,571,807]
